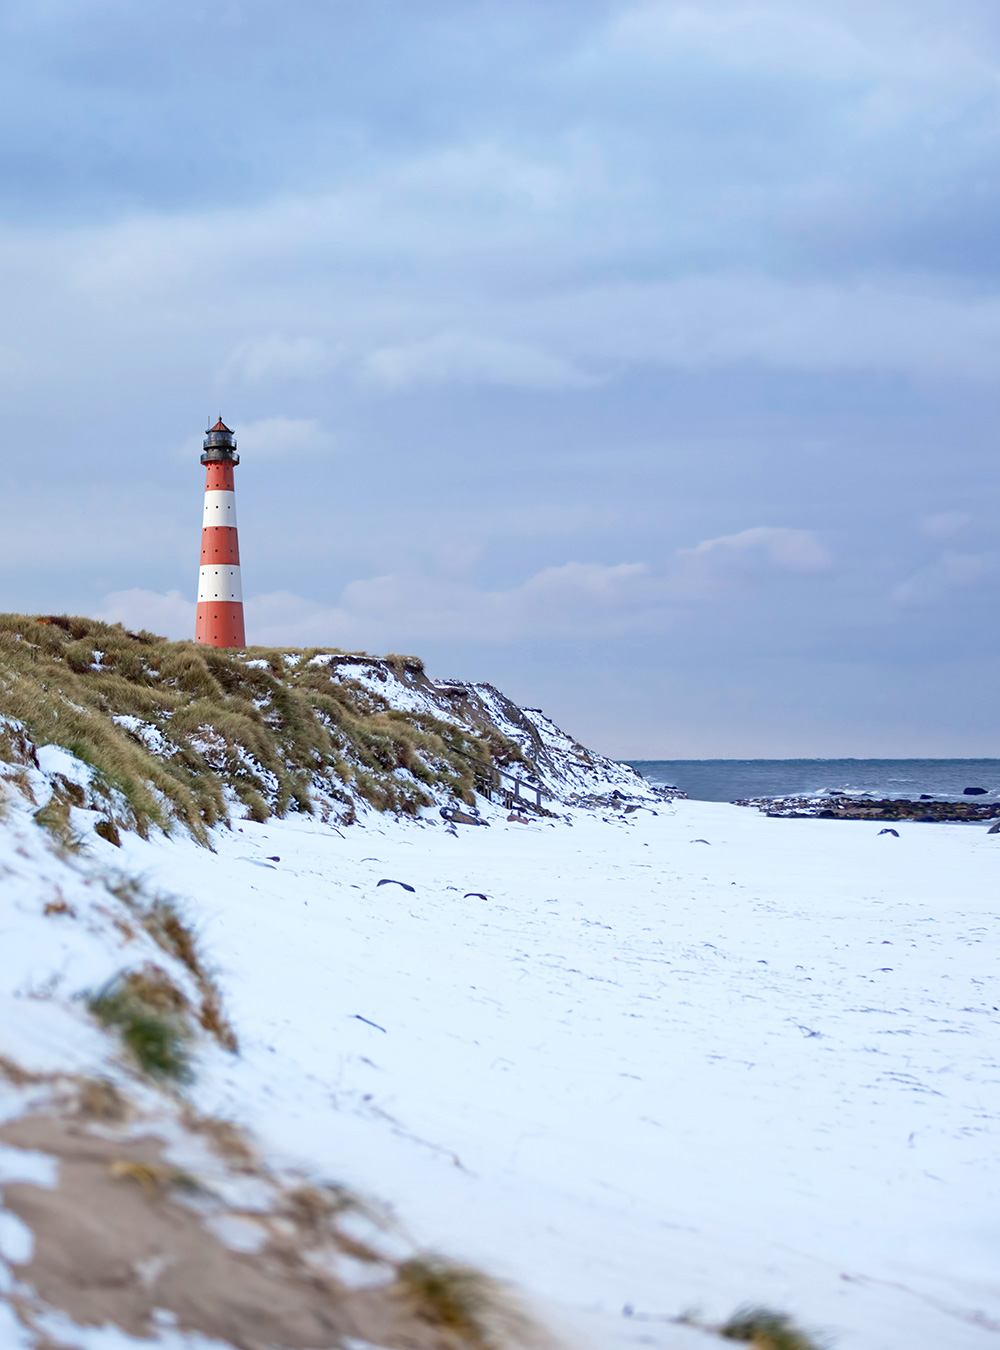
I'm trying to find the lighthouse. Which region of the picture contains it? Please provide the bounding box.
[195,418,246,648]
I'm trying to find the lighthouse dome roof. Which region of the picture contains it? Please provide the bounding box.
[202,417,239,465]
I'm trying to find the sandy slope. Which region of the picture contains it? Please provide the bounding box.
[61,793,996,1350]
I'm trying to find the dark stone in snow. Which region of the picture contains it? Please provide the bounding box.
[440,805,489,826]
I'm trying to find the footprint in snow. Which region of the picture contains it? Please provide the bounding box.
[377,879,415,893]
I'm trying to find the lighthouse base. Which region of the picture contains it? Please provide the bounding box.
[195,603,246,648]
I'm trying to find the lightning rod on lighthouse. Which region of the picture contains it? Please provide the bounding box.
[195,418,246,648]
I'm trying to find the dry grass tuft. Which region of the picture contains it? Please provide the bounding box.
[143,898,202,975]
[179,1108,258,1172]
[0,613,500,843]
[94,817,121,846]
[75,1077,131,1122]
[116,963,190,1016]
[141,898,238,1052]
[197,986,238,1052]
[88,966,195,1083]
[109,1159,201,1199]
[0,1053,48,1086]
[43,897,75,917]
[3,766,36,803]
[283,1183,367,1237]
[395,1254,536,1349]
[33,795,82,853]
[720,1306,828,1350]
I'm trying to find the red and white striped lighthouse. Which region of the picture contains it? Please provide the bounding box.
[195,418,246,648]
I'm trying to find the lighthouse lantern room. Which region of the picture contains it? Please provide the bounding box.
[195,418,246,648]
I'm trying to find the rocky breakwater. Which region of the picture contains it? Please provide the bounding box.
[735,794,1000,824]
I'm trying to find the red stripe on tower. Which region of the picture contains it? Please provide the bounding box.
[195,418,246,648]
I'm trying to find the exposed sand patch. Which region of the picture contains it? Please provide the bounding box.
[0,1110,531,1350]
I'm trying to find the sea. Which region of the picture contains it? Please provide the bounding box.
[627,759,1000,804]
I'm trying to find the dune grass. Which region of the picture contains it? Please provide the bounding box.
[88,966,195,1083]
[395,1254,537,1349]
[719,1305,827,1350]
[0,613,500,842]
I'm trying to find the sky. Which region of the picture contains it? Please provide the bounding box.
[1,0,999,758]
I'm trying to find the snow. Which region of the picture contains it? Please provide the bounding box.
[202,1214,269,1254]
[345,668,444,716]
[35,744,92,788]
[0,1300,32,1348]
[0,1210,34,1263]
[2,745,1000,1347]
[0,1147,57,1189]
[32,1308,235,1349]
[100,799,1000,1349]
[111,715,171,759]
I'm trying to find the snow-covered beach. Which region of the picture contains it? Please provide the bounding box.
[6,770,998,1348]
[0,625,997,1350]
[126,801,1000,1349]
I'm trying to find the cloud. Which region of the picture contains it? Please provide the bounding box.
[95,588,195,639]
[891,550,997,605]
[255,529,831,642]
[921,512,971,540]
[522,274,1000,381]
[97,524,831,649]
[607,0,988,85]
[313,559,657,644]
[92,564,657,651]
[682,526,832,571]
[363,331,596,392]
[167,415,334,466]
[12,143,1000,395]
[94,564,658,650]
[236,417,334,458]
[496,504,620,537]
[266,530,830,646]
[671,527,832,596]
[220,335,332,384]
[244,590,359,648]
[609,2,875,79]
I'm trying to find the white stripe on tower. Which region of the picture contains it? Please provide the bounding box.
[197,565,243,602]
[202,491,238,527]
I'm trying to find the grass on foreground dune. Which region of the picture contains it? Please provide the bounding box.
[395,1255,541,1349]
[719,1305,828,1350]
[0,612,517,843]
[87,966,196,1084]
